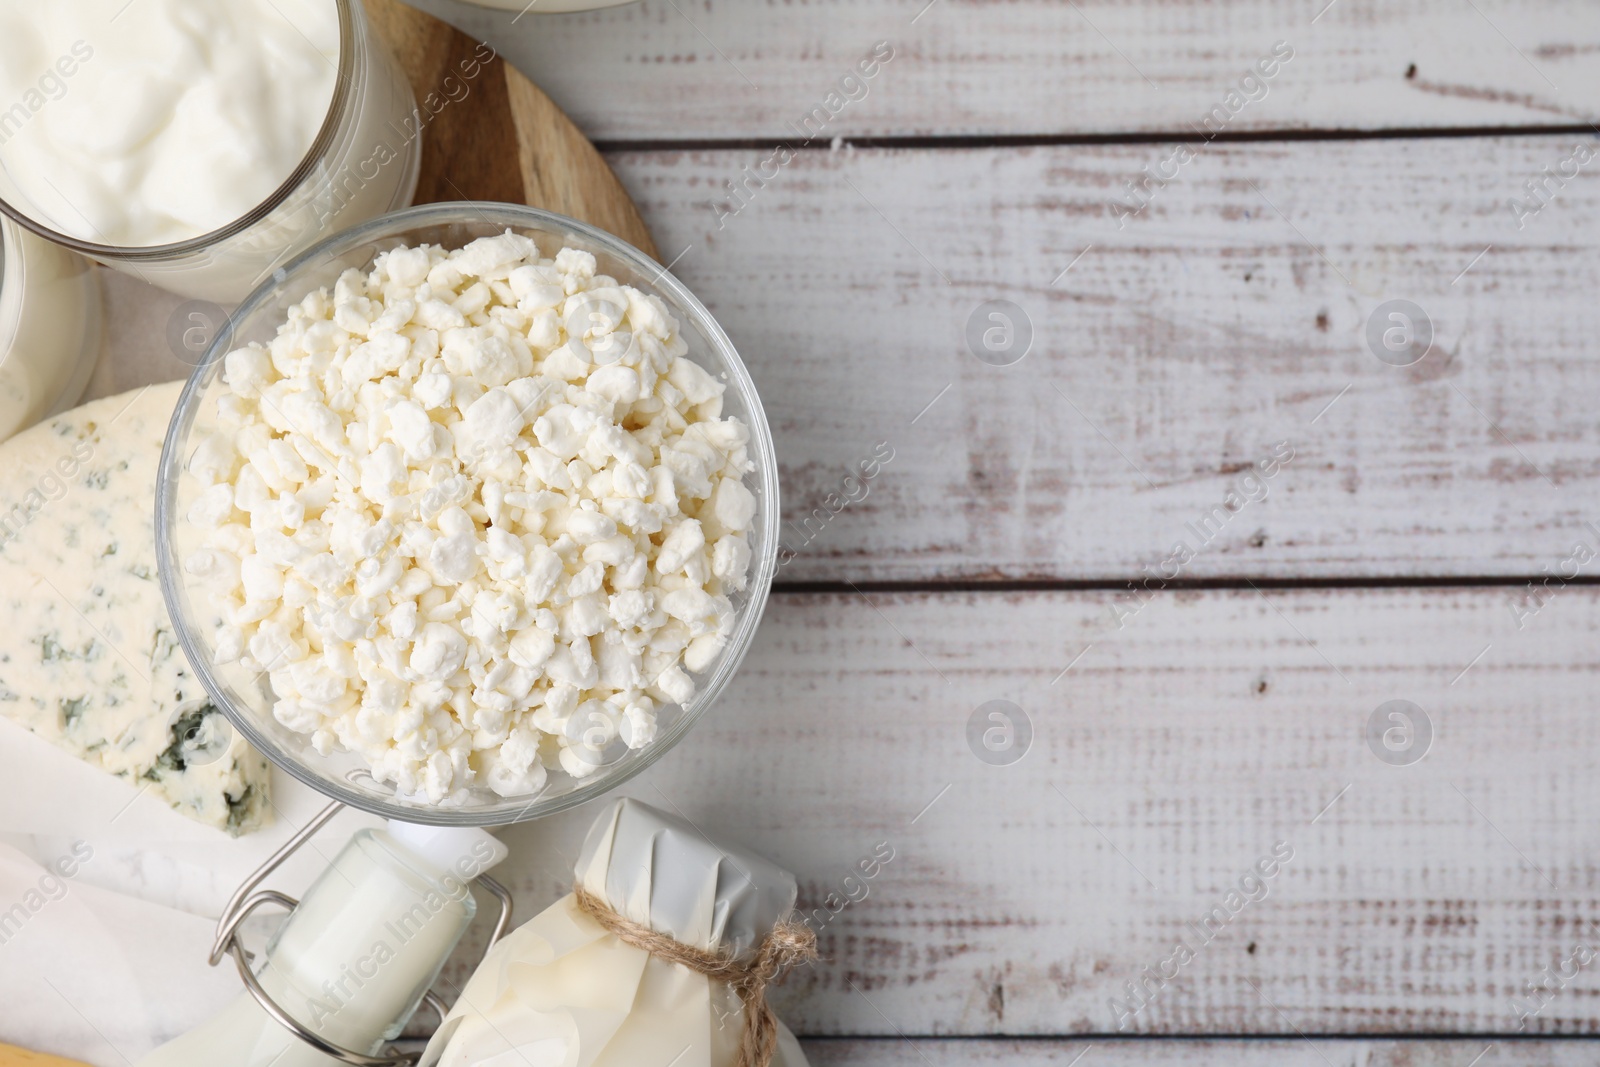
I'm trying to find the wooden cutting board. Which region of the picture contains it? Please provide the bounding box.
[365,0,659,260]
[0,1043,92,1066]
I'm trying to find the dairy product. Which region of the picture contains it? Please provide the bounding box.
[0,0,338,246]
[421,798,811,1067]
[186,235,757,803]
[0,383,271,834]
[0,0,421,301]
[0,215,101,439]
[139,825,505,1067]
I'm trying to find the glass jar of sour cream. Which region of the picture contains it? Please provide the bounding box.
[0,215,100,441]
[0,0,421,303]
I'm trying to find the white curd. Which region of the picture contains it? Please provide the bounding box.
[186,235,758,804]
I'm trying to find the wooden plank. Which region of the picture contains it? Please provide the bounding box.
[365,0,660,257]
[800,1038,1600,1065]
[466,587,1600,1035]
[406,0,1600,140]
[594,136,1600,583]
[94,133,1600,583]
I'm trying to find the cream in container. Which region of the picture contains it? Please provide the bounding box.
[422,797,811,1067]
[0,214,100,440]
[138,823,508,1067]
[0,0,421,302]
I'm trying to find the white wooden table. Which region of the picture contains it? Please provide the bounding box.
[99,1,1600,1062]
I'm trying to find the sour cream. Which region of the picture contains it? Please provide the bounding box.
[0,0,339,248]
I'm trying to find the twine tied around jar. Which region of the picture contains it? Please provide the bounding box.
[572,884,817,1067]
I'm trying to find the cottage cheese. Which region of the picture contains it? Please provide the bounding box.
[0,383,272,835]
[187,235,756,803]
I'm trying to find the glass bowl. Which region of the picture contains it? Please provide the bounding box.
[156,202,779,826]
[0,0,419,303]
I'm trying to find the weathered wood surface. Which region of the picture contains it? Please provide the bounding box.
[397,1036,1600,1064]
[408,0,1600,140]
[367,0,659,257]
[392,1036,1598,1064]
[596,136,1600,584]
[70,8,1600,1056]
[801,1039,1592,1065]
[102,134,1600,586]
[459,586,1600,1036]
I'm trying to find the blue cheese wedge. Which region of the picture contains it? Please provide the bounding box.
[0,383,271,835]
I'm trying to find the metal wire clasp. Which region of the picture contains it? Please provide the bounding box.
[207,801,513,1067]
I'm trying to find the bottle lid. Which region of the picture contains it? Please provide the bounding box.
[386,821,508,882]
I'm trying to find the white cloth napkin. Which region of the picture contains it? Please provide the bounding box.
[0,841,238,1064]
[0,716,381,1062]
[0,716,382,916]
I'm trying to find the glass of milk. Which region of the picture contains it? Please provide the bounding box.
[0,0,422,303]
[0,215,101,440]
[138,822,508,1067]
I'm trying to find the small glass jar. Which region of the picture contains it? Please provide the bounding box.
[0,0,421,304]
[138,823,506,1067]
[0,215,101,441]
